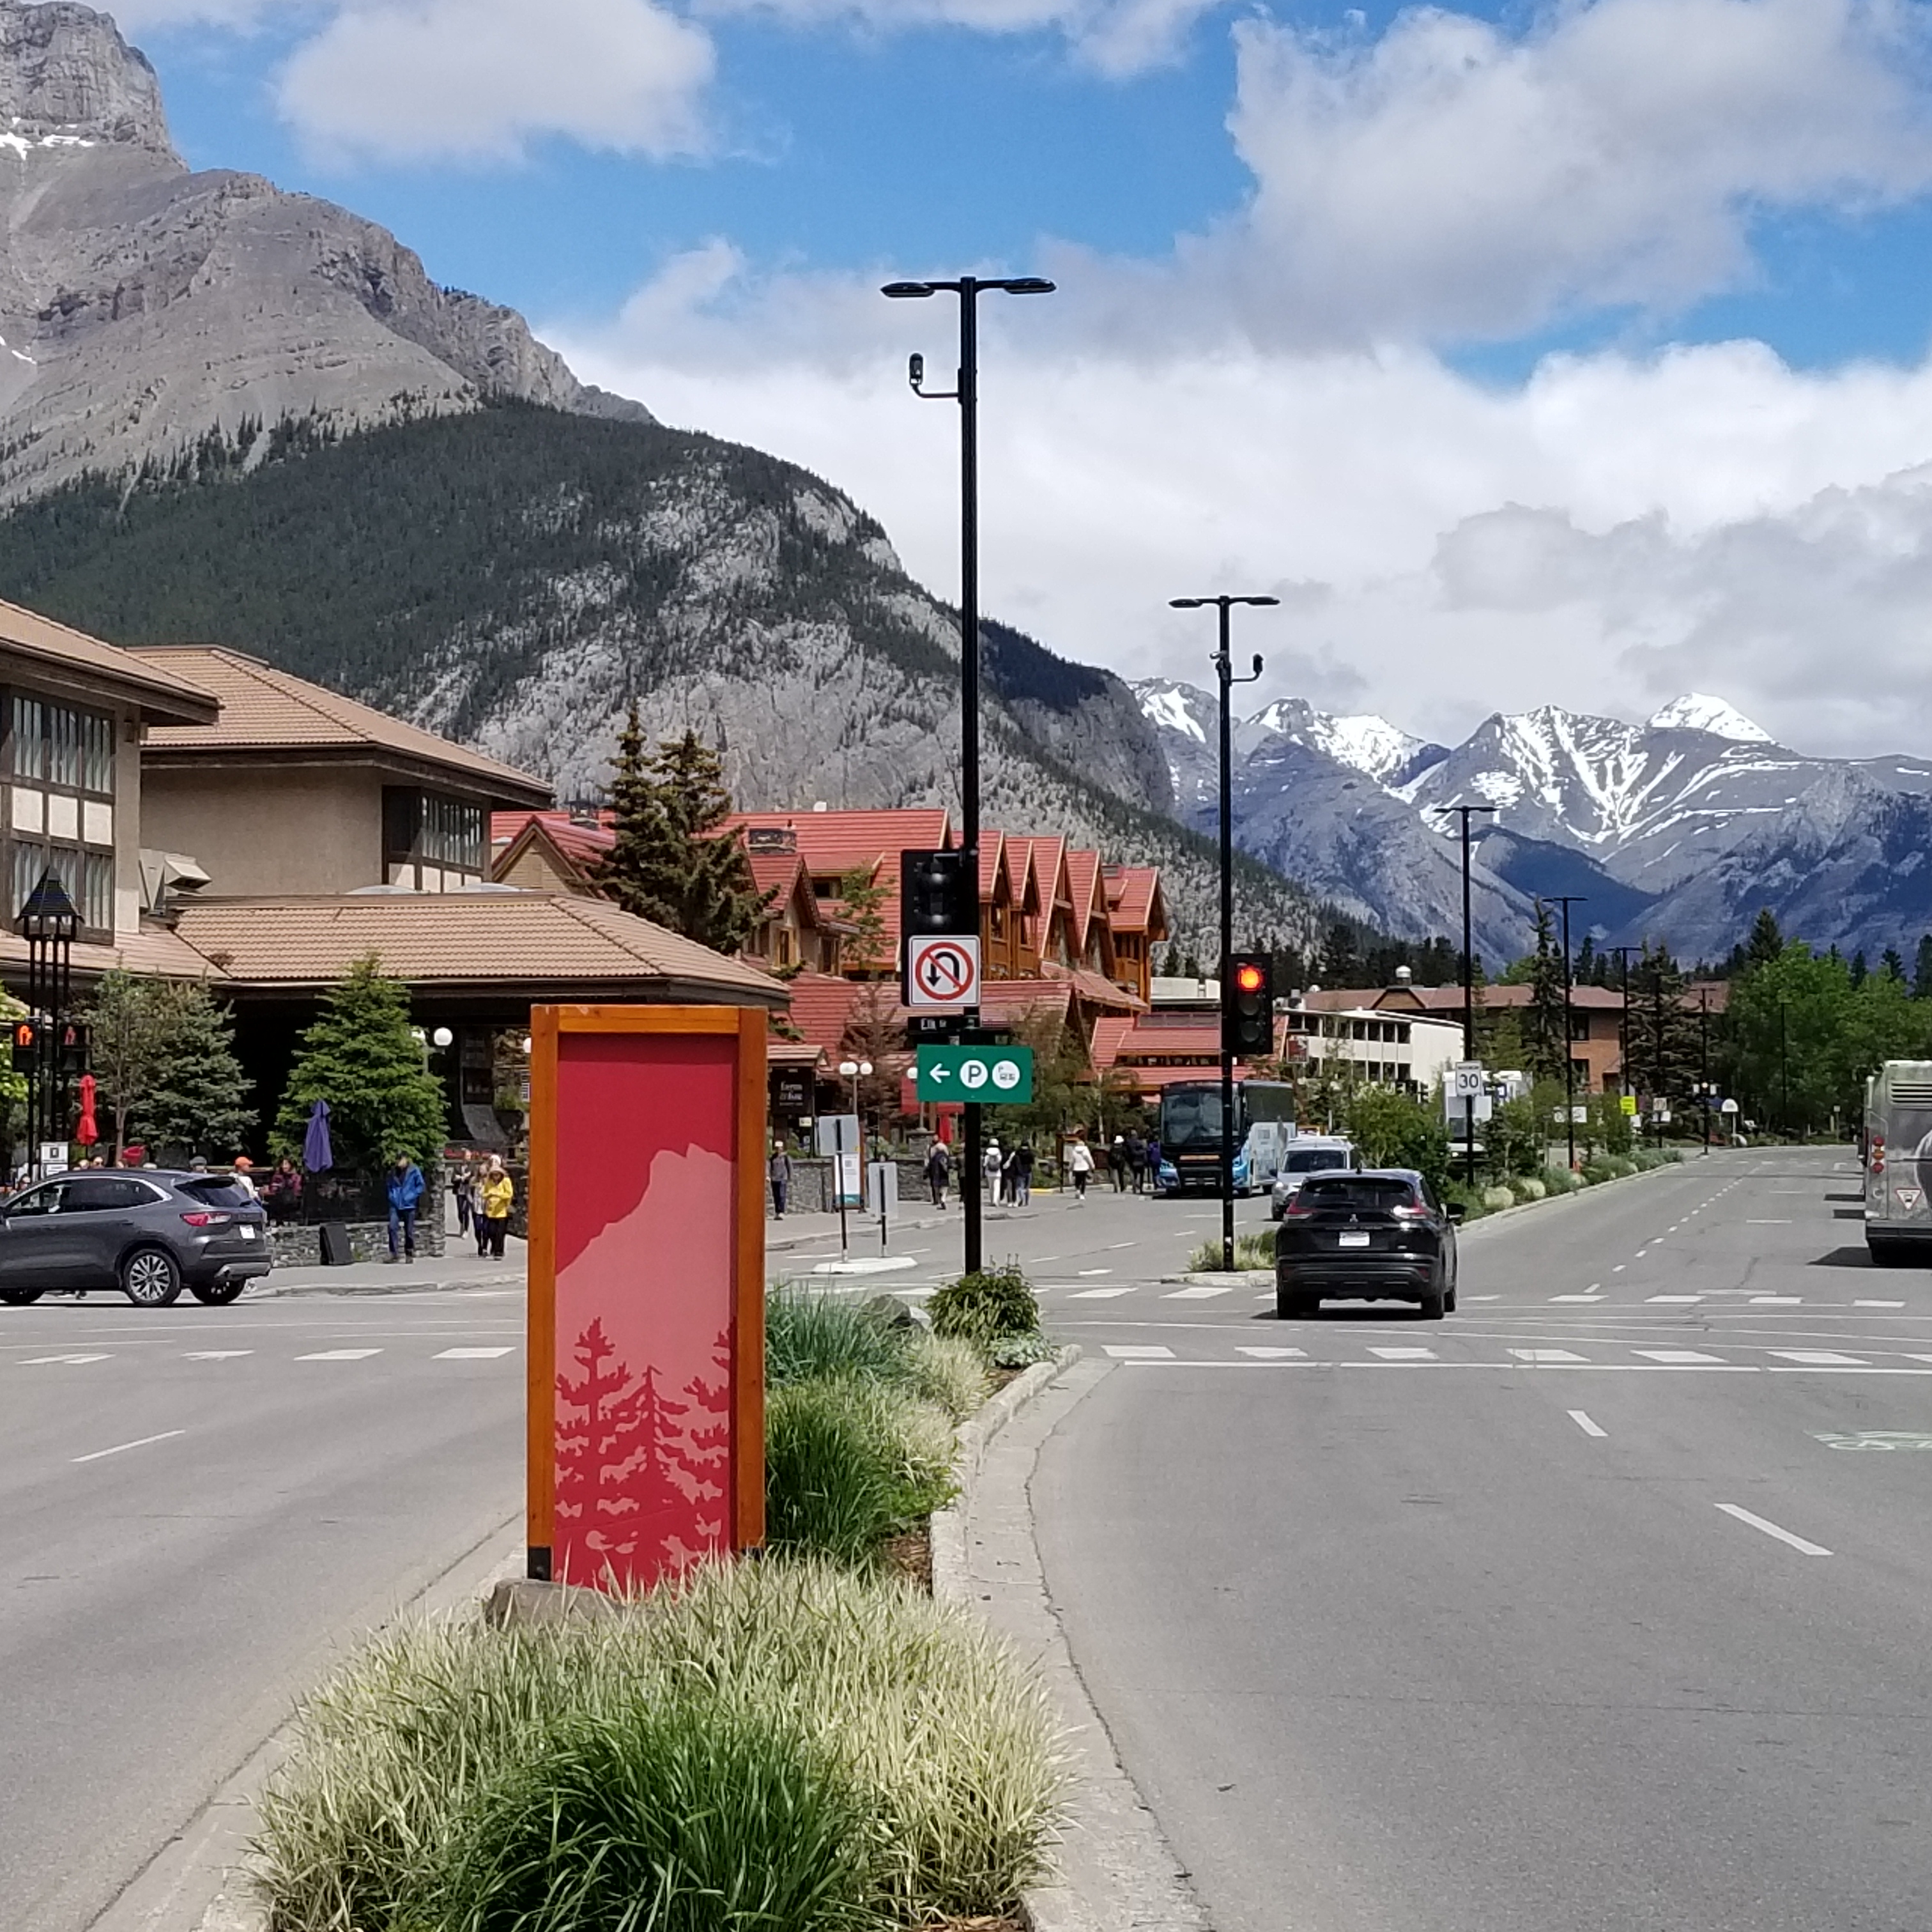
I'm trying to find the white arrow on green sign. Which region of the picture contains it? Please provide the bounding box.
[915,1043,1035,1103]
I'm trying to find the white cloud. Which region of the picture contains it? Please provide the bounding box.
[1191,0,1932,344]
[550,245,1932,758]
[274,0,714,164]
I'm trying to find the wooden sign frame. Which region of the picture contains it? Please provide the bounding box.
[526,1003,767,1587]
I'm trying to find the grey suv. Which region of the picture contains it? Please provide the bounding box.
[0,1171,272,1307]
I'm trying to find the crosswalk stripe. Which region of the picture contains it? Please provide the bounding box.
[435,1347,516,1360]
[1368,1346,1436,1360]
[183,1351,253,1360]
[1633,1349,1725,1364]
[1069,1286,1135,1299]
[1646,1295,1703,1303]
[1164,1284,1234,1300]
[1237,1347,1308,1359]
[295,1349,382,1361]
[1749,1296,1800,1304]
[1105,1344,1176,1360]
[1509,1349,1587,1363]
[22,1353,109,1364]
[1854,1300,1905,1308]
[1770,1350,1867,1366]
[1550,1294,1604,1302]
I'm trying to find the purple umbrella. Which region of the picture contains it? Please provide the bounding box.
[302,1099,334,1174]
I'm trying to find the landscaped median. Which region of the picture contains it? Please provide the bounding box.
[247,1273,1070,1932]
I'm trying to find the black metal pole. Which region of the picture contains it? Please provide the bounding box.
[1700,988,1711,1154]
[1653,965,1666,1149]
[1780,1000,1790,1141]
[1551,896,1586,1171]
[1607,946,1638,1110]
[1217,602,1236,1274]
[1432,804,1494,1186]
[956,283,983,1277]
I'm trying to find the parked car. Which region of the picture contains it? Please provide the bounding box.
[0,1170,272,1307]
[1267,1136,1356,1219]
[1275,1168,1461,1321]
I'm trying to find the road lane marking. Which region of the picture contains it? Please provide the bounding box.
[1238,1347,1308,1359]
[73,1429,184,1464]
[1715,1503,1831,1557]
[295,1349,382,1361]
[1770,1351,1867,1366]
[1069,1287,1135,1298]
[22,1353,110,1364]
[1634,1349,1726,1364]
[1165,1284,1234,1300]
[1855,1300,1905,1308]
[1551,1294,1604,1302]
[1077,1268,1112,1277]
[1750,1296,1800,1305]
[1647,1295,1703,1303]
[1509,1349,1588,1362]
[1587,1284,1602,1292]
[1568,1410,1607,1438]
[183,1350,253,1360]
[1368,1346,1436,1359]
[1466,1294,1501,1301]
[1612,1265,1625,1273]
[435,1347,515,1359]
[1107,1242,1137,1250]
[1747,1219,1793,1224]
[1104,1344,1176,1360]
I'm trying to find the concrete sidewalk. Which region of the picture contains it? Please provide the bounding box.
[247,1239,528,1298]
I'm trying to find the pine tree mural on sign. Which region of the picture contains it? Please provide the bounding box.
[675,1329,732,1553]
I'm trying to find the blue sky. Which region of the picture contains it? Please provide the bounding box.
[109,0,1932,754]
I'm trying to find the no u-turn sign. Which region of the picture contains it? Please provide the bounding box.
[905,933,981,1009]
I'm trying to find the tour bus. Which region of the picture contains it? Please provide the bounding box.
[1156,1080,1296,1194]
[1863,1061,1932,1263]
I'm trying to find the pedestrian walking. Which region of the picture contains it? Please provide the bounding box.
[984,1137,1004,1205]
[1066,1133,1094,1199]
[1002,1141,1025,1208]
[477,1154,514,1259]
[1146,1134,1163,1193]
[450,1155,475,1238]
[386,1151,425,1262]
[924,1138,951,1206]
[230,1155,257,1200]
[1109,1136,1128,1191]
[1126,1130,1147,1193]
[1015,1142,1034,1206]
[769,1138,792,1218]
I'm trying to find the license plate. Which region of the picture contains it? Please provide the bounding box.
[238,1225,256,1240]
[1338,1230,1370,1248]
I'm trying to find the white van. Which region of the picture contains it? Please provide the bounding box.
[1268,1136,1356,1220]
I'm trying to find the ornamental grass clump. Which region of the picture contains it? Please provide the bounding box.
[765,1285,918,1390]
[904,1332,991,1420]
[926,1262,1040,1348]
[252,1558,1064,1931]
[1185,1230,1276,1272]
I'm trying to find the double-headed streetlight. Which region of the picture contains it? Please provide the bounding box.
[1547,894,1587,1172]
[884,274,1053,1275]
[1170,594,1276,1272]
[1430,804,1496,1185]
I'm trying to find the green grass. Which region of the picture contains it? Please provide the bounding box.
[252,1559,1065,1930]
[1186,1230,1276,1272]
[765,1286,919,1390]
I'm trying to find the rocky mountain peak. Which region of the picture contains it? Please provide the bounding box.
[1646,692,1773,743]
[0,1,172,156]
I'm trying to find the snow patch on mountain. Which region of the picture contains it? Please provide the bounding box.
[1646,693,1772,742]
[1139,680,1208,744]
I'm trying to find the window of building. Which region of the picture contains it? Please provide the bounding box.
[6,693,116,937]
[383,788,486,891]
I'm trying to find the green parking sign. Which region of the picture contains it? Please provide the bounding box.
[915,1044,1034,1103]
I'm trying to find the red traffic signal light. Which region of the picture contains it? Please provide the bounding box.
[1233,960,1266,997]
[1223,953,1273,1057]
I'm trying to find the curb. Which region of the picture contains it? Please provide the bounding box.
[1456,1151,1690,1234]
[930,1347,1208,1932]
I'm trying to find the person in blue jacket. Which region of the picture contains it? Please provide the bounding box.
[387,1152,426,1263]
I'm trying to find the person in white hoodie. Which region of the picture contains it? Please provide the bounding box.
[1065,1133,1095,1199]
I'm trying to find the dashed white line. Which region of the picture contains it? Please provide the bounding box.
[1715,1503,1831,1557]
[183,1350,253,1360]
[1076,1268,1112,1277]
[22,1353,109,1365]
[1854,1300,1905,1309]
[295,1349,382,1361]
[1568,1410,1607,1438]
[73,1429,184,1464]
[435,1347,515,1360]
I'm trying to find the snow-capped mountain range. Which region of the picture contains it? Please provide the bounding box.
[1133,680,1932,963]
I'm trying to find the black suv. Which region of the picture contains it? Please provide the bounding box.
[1275,1168,1461,1320]
[0,1171,272,1307]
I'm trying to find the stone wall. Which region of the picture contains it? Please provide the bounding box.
[269,1213,447,1266]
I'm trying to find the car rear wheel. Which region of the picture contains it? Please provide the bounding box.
[0,1285,43,1305]
[1445,1284,1458,1314]
[1418,1285,1446,1319]
[121,1247,183,1307]
[190,1278,246,1306]
[1276,1287,1319,1319]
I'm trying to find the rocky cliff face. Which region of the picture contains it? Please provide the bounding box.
[0,0,645,500]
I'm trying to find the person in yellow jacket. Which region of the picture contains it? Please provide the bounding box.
[477,1154,514,1258]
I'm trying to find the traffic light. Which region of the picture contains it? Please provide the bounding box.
[10,1018,36,1072]
[1223,954,1273,1057]
[900,848,975,938]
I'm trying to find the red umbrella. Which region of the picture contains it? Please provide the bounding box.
[76,1071,98,1147]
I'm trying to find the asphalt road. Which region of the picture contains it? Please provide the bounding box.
[0,1287,525,1932]
[1031,1149,1932,1932]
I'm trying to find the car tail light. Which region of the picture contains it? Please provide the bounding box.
[1392,1202,1429,1221]
[180,1210,234,1227]
[1285,1195,1316,1219]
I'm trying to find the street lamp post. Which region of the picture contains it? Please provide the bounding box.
[836,1057,871,1255]
[1549,895,1587,1172]
[1699,988,1712,1154]
[1170,594,1275,1271]
[20,868,77,1181]
[1606,946,1640,1117]
[1430,804,1497,1186]
[1779,1000,1790,1141]
[884,272,1053,1276]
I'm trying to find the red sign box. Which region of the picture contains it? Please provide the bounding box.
[526,1006,766,1591]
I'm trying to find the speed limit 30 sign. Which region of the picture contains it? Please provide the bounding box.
[905,933,981,1009]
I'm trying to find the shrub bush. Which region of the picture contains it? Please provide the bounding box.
[1513,1177,1547,1202]
[989,1332,1063,1370]
[1540,1167,1580,1194]
[1580,1157,1617,1184]
[927,1262,1040,1347]
[1480,1184,1515,1211]
[767,1285,916,1390]
[765,1377,956,1566]
[1186,1230,1276,1271]
[905,1333,991,1420]
[255,1559,1064,1931]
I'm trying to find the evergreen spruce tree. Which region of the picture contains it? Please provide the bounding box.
[1915,935,1932,1000]
[1623,942,1701,1114]
[1745,908,1785,968]
[1882,947,1908,985]
[1523,900,1570,1087]
[1850,950,1869,988]
[593,714,770,956]
[273,953,447,1169]
[135,981,254,1158]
